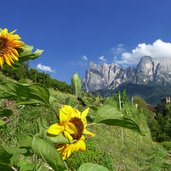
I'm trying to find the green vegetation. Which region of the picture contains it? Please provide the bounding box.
[97,83,171,104]
[1,63,72,93]
[0,71,170,170]
[147,103,171,142]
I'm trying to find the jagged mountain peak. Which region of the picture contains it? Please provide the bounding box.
[84,56,171,92]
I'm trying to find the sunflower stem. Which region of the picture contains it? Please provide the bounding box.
[87,123,97,127]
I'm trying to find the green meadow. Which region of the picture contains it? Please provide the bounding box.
[0,72,170,171]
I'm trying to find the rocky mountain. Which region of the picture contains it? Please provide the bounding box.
[136,56,171,85]
[83,56,171,103]
[83,62,135,92]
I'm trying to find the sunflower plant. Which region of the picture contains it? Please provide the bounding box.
[47,105,94,160]
[0,28,143,171]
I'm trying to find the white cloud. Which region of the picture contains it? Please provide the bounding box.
[37,63,55,72]
[111,43,126,55]
[99,55,107,62]
[81,55,88,61]
[117,39,171,65]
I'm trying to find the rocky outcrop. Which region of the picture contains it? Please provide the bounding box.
[84,56,171,92]
[136,56,171,85]
[84,62,120,92]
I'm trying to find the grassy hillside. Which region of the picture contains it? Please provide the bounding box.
[0,73,170,170]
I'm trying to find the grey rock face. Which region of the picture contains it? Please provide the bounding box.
[136,56,171,85]
[84,62,120,92]
[84,56,171,92]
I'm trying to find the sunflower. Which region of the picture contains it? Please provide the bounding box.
[57,136,86,160]
[48,105,94,142]
[0,28,24,68]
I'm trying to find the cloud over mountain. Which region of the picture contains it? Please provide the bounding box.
[117,39,171,65]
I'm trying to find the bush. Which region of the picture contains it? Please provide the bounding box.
[132,95,147,110]
[161,141,171,151]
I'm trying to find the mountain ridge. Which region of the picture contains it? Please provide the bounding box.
[83,56,171,103]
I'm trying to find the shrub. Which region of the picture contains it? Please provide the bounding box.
[132,95,147,110]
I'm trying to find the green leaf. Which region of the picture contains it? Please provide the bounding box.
[18,84,50,105]
[46,133,69,144]
[32,135,66,171]
[17,135,33,148]
[10,154,20,167]
[94,105,124,122]
[0,109,13,116]
[18,44,43,62]
[78,163,109,171]
[0,145,12,164]
[37,118,48,137]
[4,146,27,155]
[94,105,143,134]
[71,72,82,96]
[0,119,5,126]
[98,118,142,134]
[0,163,13,171]
[0,82,50,106]
[18,160,35,171]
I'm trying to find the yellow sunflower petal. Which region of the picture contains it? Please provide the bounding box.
[72,108,81,118]
[59,105,73,123]
[58,144,74,160]
[83,129,95,137]
[64,130,73,142]
[74,138,86,151]
[3,28,8,34]
[65,122,77,134]
[0,28,24,68]
[0,59,4,68]
[47,123,64,135]
[81,107,89,119]
[59,105,82,123]
[10,29,17,34]
[65,145,73,159]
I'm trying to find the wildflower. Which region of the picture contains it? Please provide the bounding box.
[57,136,86,160]
[48,105,94,142]
[0,28,24,67]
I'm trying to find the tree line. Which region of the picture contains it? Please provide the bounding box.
[1,62,72,93]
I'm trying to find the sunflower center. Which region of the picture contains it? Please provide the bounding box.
[0,38,5,49]
[70,117,84,140]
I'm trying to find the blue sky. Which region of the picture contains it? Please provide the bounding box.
[1,0,171,83]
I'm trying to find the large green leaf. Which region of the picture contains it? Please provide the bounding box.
[94,105,124,122]
[4,146,27,155]
[0,163,13,171]
[78,163,109,171]
[32,135,66,171]
[18,44,43,62]
[0,145,12,164]
[71,72,82,96]
[46,133,69,144]
[0,82,50,106]
[94,105,143,134]
[17,135,33,148]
